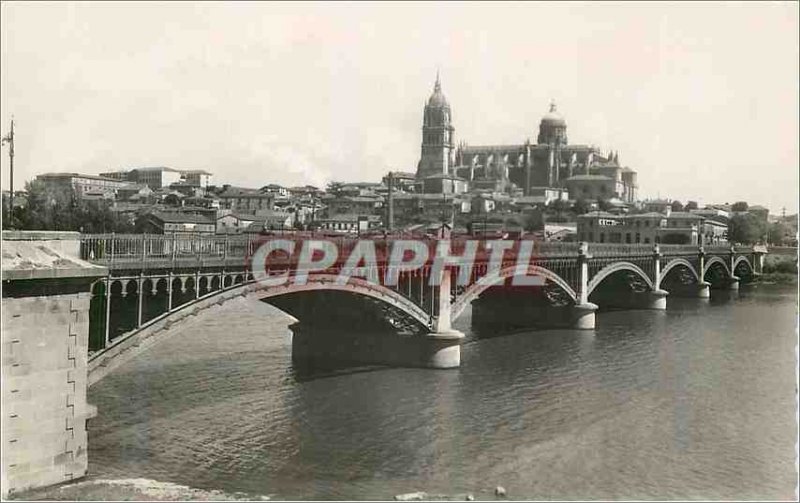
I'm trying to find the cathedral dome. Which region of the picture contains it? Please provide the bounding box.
[427,73,449,108]
[540,101,565,126]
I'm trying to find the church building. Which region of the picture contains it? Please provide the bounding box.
[414,74,638,203]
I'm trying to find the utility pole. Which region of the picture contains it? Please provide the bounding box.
[387,171,394,233]
[1,117,14,214]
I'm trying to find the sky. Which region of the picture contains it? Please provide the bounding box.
[1,1,798,214]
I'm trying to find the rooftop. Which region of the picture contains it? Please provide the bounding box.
[565,174,613,181]
[37,172,125,183]
[149,212,214,224]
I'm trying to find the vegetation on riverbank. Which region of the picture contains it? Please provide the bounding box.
[757,254,798,284]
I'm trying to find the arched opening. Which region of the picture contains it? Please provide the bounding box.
[258,289,431,369]
[704,259,731,289]
[588,265,654,310]
[198,276,209,297]
[210,276,221,292]
[734,257,754,283]
[89,281,107,352]
[451,266,578,334]
[108,280,135,342]
[660,260,700,296]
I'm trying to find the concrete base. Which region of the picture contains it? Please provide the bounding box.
[728,276,740,290]
[648,289,669,310]
[571,303,598,330]
[696,281,711,298]
[290,324,465,369]
[421,330,465,369]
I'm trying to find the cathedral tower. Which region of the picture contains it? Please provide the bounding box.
[416,73,455,179]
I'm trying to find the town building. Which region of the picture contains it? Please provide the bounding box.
[216,212,259,234]
[100,167,212,190]
[261,184,290,198]
[137,211,215,235]
[312,214,381,234]
[322,193,384,218]
[421,173,469,194]
[576,209,726,245]
[35,172,131,199]
[181,169,213,187]
[216,186,275,213]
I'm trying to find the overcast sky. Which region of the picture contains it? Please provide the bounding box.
[1,1,798,213]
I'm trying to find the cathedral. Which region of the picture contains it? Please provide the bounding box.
[414,74,638,203]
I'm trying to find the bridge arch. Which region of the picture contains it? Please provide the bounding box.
[450,264,577,322]
[733,255,753,275]
[249,275,432,329]
[587,262,654,298]
[88,274,438,385]
[703,256,731,278]
[660,258,701,285]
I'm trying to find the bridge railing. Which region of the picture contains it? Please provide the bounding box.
[80,233,256,266]
[80,233,760,269]
[588,243,653,257]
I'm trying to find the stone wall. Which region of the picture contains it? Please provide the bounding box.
[1,292,96,497]
[2,231,106,498]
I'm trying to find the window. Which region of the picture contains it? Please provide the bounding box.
[625,233,631,244]
[635,233,641,243]
[645,220,650,227]
[599,233,605,243]
[588,232,594,241]
[644,237,650,244]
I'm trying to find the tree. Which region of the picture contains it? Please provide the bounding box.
[8,180,134,233]
[522,210,544,232]
[548,198,570,220]
[728,213,767,244]
[573,197,590,215]
[767,221,791,246]
[670,200,684,212]
[685,201,699,211]
[326,181,345,196]
[731,201,749,212]
[597,198,613,212]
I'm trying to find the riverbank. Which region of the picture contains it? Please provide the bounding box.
[9,477,272,501]
[759,253,798,284]
[755,272,797,284]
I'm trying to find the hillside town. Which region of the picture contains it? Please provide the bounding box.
[1,76,795,247]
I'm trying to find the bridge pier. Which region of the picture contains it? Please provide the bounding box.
[728,275,740,291]
[1,231,107,498]
[571,302,598,330]
[647,289,669,310]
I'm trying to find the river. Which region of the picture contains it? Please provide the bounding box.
[83,283,797,500]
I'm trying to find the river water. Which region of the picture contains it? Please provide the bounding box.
[86,284,798,501]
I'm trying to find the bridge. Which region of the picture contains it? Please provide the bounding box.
[0,230,765,497]
[77,232,763,373]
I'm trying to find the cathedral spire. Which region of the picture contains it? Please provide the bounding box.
[434,69,441,92]
[549,99,557,113]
